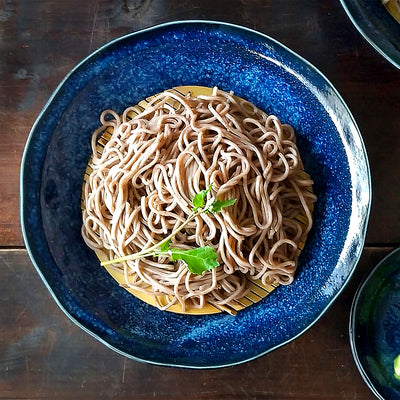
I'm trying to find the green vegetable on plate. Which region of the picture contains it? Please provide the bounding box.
[394,354,400,380]
[101,185,236,275]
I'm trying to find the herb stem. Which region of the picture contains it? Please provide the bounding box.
[99,185,236,276]
[101,209,200,266]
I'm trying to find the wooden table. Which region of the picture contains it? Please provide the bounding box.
[1,1,399,398]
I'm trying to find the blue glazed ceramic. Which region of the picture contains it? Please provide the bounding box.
[340,0,400,69]
[350,248,400,399]
[20,21,371,368]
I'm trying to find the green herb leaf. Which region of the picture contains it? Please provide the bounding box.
[211,198,237,213]
[394,354,400,380]
[169,246,219,275]
[101,186,235,271]
[159,239,171,252]
[192,184,212,210]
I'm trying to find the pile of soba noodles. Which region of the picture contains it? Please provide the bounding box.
[81,87,316,312]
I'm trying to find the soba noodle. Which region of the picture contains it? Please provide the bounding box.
[81,87,316,311]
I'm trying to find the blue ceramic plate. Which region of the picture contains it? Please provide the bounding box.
[340,0,400,69]
[20,21,371,368]
[350,248,400,399]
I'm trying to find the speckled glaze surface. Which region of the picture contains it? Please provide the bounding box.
[350,248,400,400]
[340,0,400,69]
[20,21,371,368]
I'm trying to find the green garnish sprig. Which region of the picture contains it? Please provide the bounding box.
[394,354,400,381]
[101,185,236,275]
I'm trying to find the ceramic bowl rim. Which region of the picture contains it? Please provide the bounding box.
[349,247,400,399]
[339,0,400,69]
[20,20,372,368]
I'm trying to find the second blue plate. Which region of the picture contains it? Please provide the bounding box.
[340,0,400,69]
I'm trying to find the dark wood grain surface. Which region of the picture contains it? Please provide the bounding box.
[1,0,400,398]
[1,248,390,400]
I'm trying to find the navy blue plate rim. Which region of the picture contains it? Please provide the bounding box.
[20,20,371,368]
[349,247,400,399]
[340,0,400,69]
